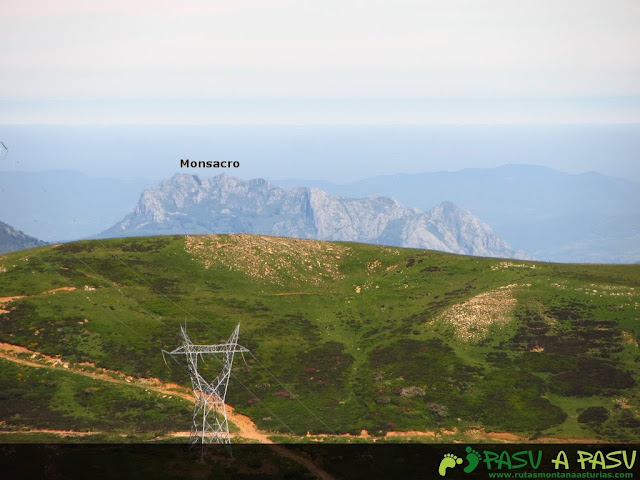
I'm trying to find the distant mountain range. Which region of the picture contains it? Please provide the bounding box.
[0,220,47,254]
[100,174,523,259]
[3,164,638,263]
[276,164,640,263]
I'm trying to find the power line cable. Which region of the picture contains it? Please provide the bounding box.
[85,237,338,434]
[55,242,299,436]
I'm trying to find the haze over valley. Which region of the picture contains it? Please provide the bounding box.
[1,161,637,263]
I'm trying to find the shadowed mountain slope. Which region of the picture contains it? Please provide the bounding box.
[0,220,47,254]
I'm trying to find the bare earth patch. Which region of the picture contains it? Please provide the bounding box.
[0,428,102,437]
[43,286,77,294]
[465,428,599,444]
[0,287,77,315]
[622,330,639,347]
[491,261,536,271]
[185,234,350,286]
[438,284,528,342]
[0,295,26,314]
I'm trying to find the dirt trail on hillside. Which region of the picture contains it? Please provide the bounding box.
[0,342,267,442]
[0,428,103,437]
[0,342,602,446]
[0,341,340,478]
[465,428,603,444]
[0,287,75,305]
[0,296,25,303]
[0,286,269,445]
[0,286,77,315]
[43,286,77,294]
[0,295,25,314]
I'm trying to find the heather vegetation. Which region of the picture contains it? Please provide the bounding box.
[0,234,638,442]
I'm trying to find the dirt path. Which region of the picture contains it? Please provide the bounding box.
[0,286,75,306]
[0,286,275,444]
[0,295,25,304]
[0,342,339,479]
[0,286,77,315]
[0,342,602,446]
[226,404,272,443]
[272,292,315,296]
[0,342,264,442]
[465,428,602,444]
[0,428,102,437]
[43,287,77,294]
[0,295,25,314]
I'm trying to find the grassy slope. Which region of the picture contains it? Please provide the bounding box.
[0,234,638,442]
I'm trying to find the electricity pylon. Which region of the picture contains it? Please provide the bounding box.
[163,323,249,447]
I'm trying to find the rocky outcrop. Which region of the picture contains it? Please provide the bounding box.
[101,174,523,258]
[0,221,47,254]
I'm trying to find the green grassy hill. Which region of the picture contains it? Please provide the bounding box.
[0,234,639,442]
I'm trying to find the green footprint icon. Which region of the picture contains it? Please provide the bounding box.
[464,446,482,474]
[438,453,463,476]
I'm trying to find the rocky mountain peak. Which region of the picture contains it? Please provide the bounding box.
[101,174,524,259]
[0,220,47,254]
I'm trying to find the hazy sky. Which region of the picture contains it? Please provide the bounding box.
[1,1,639,185]
[1,0,639,124]
[2,124,639,183]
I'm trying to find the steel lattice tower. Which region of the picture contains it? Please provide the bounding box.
[163,323,249,446]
